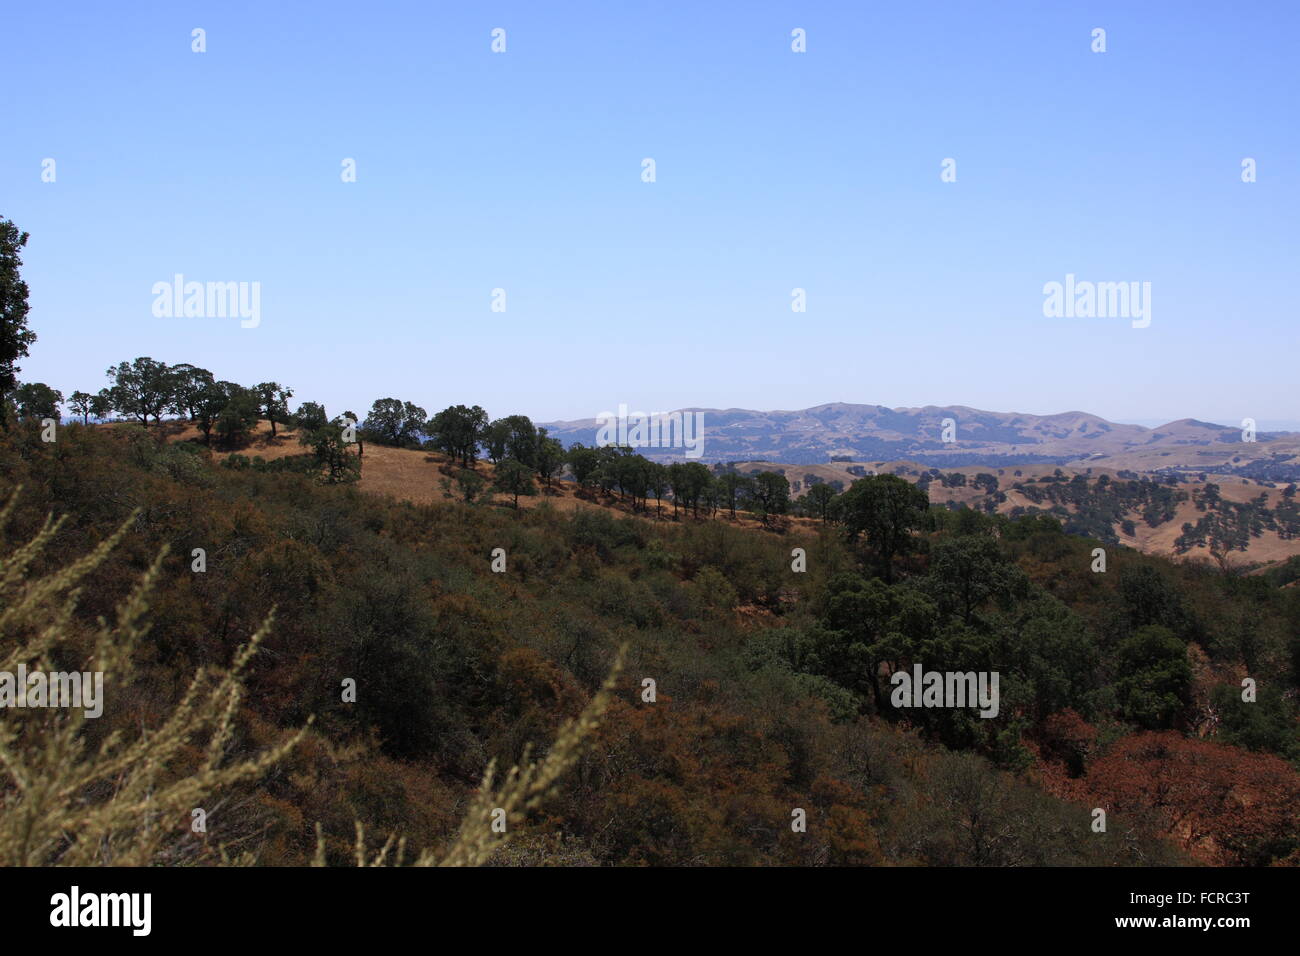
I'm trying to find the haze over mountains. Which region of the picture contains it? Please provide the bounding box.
[543,402,1300,471]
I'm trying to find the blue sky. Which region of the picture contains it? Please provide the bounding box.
[3,0,1297,426]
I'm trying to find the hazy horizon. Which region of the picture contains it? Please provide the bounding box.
[536,401,1300,433]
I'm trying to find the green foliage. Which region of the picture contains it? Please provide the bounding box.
[293,401,329,433]
[89,389,113,421]
[565,442,599,487]
[745,471,791,526]
[193,380,234,444]
[169,364,215,420]
[1211,683,1300,764]
[667,460,712,516]
[363,397,426,448]
[838,474,931,582]
[0,217,35,430]
[715,471,748,517]
[297,414,362,484]
[68,389,93,424]
[802,481,840,522]
[427,404,488,467]
[1114,564,1196,642]
[214,383,262,447]
[1113,625,1192,729]
[10,381,62,421]
[924,533,1025,624]
[106,356,176,426]
[255,381,294,436]
[534,429,565,489]
[488,415,538,468]
[492,458,536,508]
[453,467,486,502]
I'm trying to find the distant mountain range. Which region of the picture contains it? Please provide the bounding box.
[542,402,1300,473]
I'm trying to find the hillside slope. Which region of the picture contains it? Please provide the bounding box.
[4,419,1296,867]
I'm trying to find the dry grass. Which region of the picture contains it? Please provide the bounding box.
[147,420,818,532]
[0,489,308,866]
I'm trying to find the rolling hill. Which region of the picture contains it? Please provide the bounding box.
[541,402,1300,475]
[153,420,1300,569]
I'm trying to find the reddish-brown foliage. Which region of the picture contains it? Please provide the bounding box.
[1081,731,1300,865]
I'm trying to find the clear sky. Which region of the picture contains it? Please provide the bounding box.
[3,0,1297,426]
